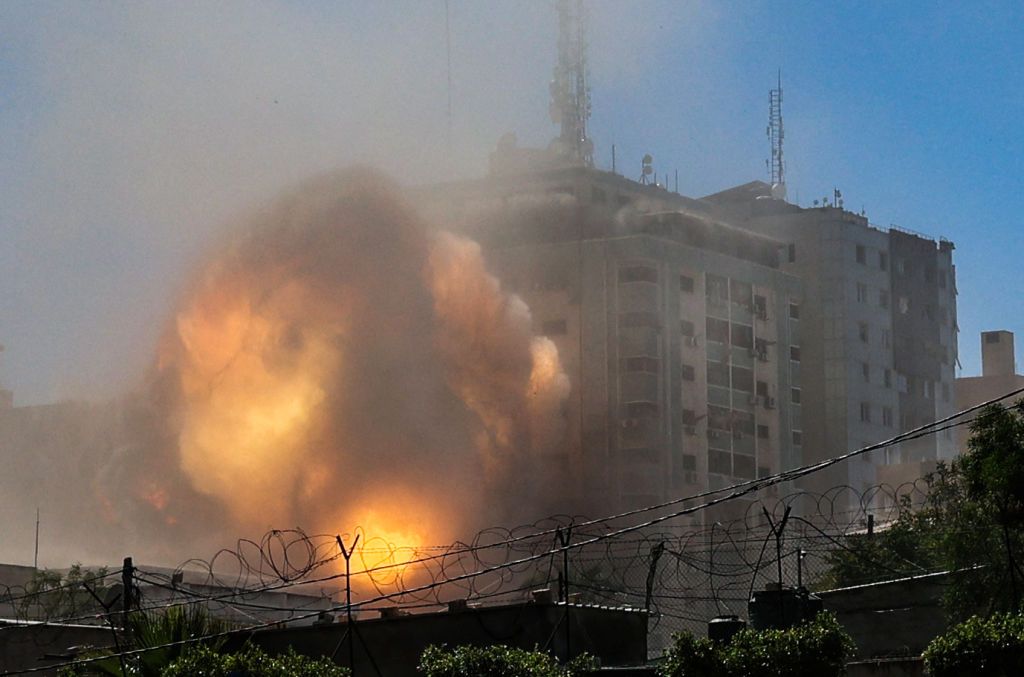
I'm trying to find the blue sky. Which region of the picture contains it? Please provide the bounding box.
[1,1,1021,404]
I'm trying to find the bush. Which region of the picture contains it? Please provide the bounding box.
[161,643,350,677]
[923,612,1024,677]
[658,612,854,677]
[418,644,597,677]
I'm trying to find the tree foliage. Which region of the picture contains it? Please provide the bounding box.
[822,402,1024,620]
[658,611,855,677]
[418,645,597,677]
[923,612,1024,677]
[17,563,110,621]
[161,643,349,677]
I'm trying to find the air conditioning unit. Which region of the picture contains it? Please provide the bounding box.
[685,336,699,347]
[757,350,769,362]
[764,397,776,409]
[683,425,696,436]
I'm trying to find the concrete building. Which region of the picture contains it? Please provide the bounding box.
[700,182,957,495]
[955,330,1024,451]
[427,166,803,517]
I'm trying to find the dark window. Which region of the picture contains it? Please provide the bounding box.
[754,295,768,319]
[708,405,731,430]
[985,332,1001,343]
[859,322,869,343]
[706,317,730,344]
[542,319,567,335]
[625,401,659,418]
[756,380,769,398]
[787,243,796,263]
[682,409,698,425]
[679,274,695,292]
[758,465,771,479]
[757,424,770,439]
[754,338,769,361]
[624,356,659,373]
[792,430,803,446]
[681,454,697,471]
[731,323,754,349]
[733,454,755,479]
[862,362,870,383]
[789,302,800,320]
[789,345,801,362]
[733,411,755,436]
[619,265,658,284]
[884,368,892,388]
[681,363,695,381]
[731,366,754,392]
[707,361,730,388]
[879,290,890,309]
[791,387,801,404]
[709,450,731,475]
[856,245,866,264]
[681,319,695,336]
[859,402,871,423]
[879,252,889,271]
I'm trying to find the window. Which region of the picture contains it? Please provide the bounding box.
[709,450,731,475]
[986,332,1002,344]
[791,387,801,404]
[757,424,770,439]
[734,454,755,479]
[730,280,753,309]
[859,322,869,343]
[789,302,800,320]
[756,381,769,398]
[682,409,698,425]
[681,319,695,336]
[792,430,803,446]
[879,252,889,271]
[860,402,871,423]
[542,319,567,335]
[681,363,695,381]
[856,282,868,303]
[619,265,657,284]
[706,274,728,301]
[862,362,870,383]
[624,356,659,373]
[754,295,768,320]
[896,258,906,275]
[790,345,801,362]
[856,245,866,264]
[731,323,754,349]
[679,274,695,293]
[884,368,892,388]
[732,366,754,392]
[755,338,769,361]
[706,317,730,344]
[882,407,894,427]
[758,465,771,479]
[787,243,796,263]
[681,454,697,471]
[707,361,730,388]
[879,290,890,309]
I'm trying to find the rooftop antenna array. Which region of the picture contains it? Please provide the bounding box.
[550,0,594,167]
[766,70,786,201]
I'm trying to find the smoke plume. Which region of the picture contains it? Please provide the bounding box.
[84,169,571,562]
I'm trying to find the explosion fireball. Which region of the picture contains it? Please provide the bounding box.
[142,171,570,566]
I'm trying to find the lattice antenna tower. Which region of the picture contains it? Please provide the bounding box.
[550,0,594,167]
[767,70,786,200]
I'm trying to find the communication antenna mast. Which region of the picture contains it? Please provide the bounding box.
[550,0,594,167]
[767,70,786,200]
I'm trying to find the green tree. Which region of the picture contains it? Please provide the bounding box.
[18,563,110,621]
[821,401,1024,620]
[161,643,349,677]
[418,645,597,677]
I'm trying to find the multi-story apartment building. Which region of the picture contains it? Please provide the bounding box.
[427,166,803,517]
[956,331,1024,452]
[701,181,957,495]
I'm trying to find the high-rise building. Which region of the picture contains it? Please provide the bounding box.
[426,167,803,517]
[701,182,957,495]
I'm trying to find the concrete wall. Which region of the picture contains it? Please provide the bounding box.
[0,621,114,676]
[236,601,648,677]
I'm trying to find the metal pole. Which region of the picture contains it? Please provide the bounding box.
[337,535,360,676]
[33,508,39,570]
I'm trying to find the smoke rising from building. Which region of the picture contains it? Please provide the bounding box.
[59,170,570,563]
